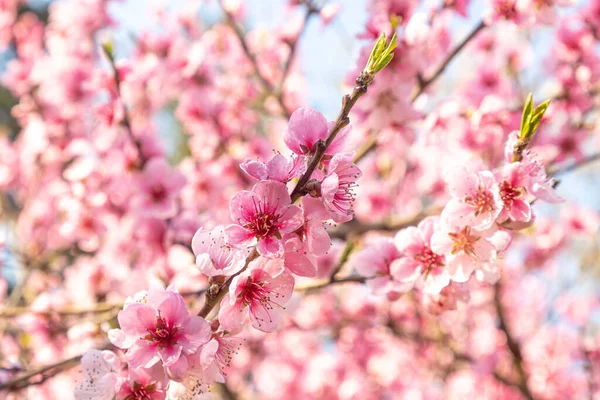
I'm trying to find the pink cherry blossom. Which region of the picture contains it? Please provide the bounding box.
[283,107,348,156]
[443,166,503,230]
[74,349,121,400]
[219,257,294,332]
[430,223,498,283]
[495,162,531,223]
[191,225,250,277]
[109,287,211,376]
[352,237,410,295]
[132,158,187,219]
[391,217,449,294]
[226,180,304,256]
[240,153,306,183]
[321,152,362,223]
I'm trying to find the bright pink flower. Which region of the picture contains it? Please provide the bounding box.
[132,158,187,219]
[226,180,304,256]
[240,153,306,183]
[283,107,348,156]
[191,225,250,277]
[109,287,211,375]
[219,257,294,332]
[391,217,449,294]
[321,152,362,223]
[495,163,531,223]
[443,167,503,230]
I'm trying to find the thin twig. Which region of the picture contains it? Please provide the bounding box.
[0,288,206,318]
[104,50,146,168]
[494,282,535,400]
[0,342,113,392]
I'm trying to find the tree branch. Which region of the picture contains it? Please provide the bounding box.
[494,282,535,400]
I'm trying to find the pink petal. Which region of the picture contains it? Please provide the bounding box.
[240,158,268,180]
[278,205,304,234]
[284,251,317,277]
[218,298,245,333]
[390,257,422,283]
[444,166,477,198]
[224,224,254,246]
[117,303,156,338]
[158,343,183,366]
[127,340,159,369]
[252,180,291,214]
[257,236,283,256]
[284,107,328,154]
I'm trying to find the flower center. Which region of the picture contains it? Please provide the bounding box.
[499,180,525,210]
[238,277,284,328]
[465,186,496,216]
[144,314,180,349]
[448,226,480,257]
[415,246,444,275]
[376,90,397,111]
[124,382,158,400]
[244,196,282,239]
[150,184,168,202]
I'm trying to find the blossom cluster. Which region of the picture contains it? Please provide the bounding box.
[0,0,599,399]
[353,132,563,304]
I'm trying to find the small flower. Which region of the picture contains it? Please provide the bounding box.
[391,217,449,294]
[219,257,294,332]
[321,152,362,223]
[495,163,531,223]
[521,150,563,203]
[191,225,250,277]
[430,223,498,283]
[132,158,187,219]
[283,107,348,156]
[115,366,167,400]
[443,166,503,230]
[352,238,410,295]
[74,350,120,400]
[109,287,211,375]
[240,153,306,183]
[225,180,304,256]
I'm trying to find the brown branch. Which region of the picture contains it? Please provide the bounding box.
[0,288,206,319]
[276,3,319,112]
[290,71,373,202]
[103,48,146,169]
[219,1,311,119]
[494,282,535,400]
[354,20,486,164]
[198,249,259,318]
[0,342,113,392]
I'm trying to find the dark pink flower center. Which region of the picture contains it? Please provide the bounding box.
[448,226,480,257]
[244,198,281,239]
[415,246,445,276]
[499,180,525,210]
[238,277,284,328]
[465,186,496,216]
[123,382,159,400]
[150,184,168,202]
[144,314,181,349]
[376,90,397,111]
